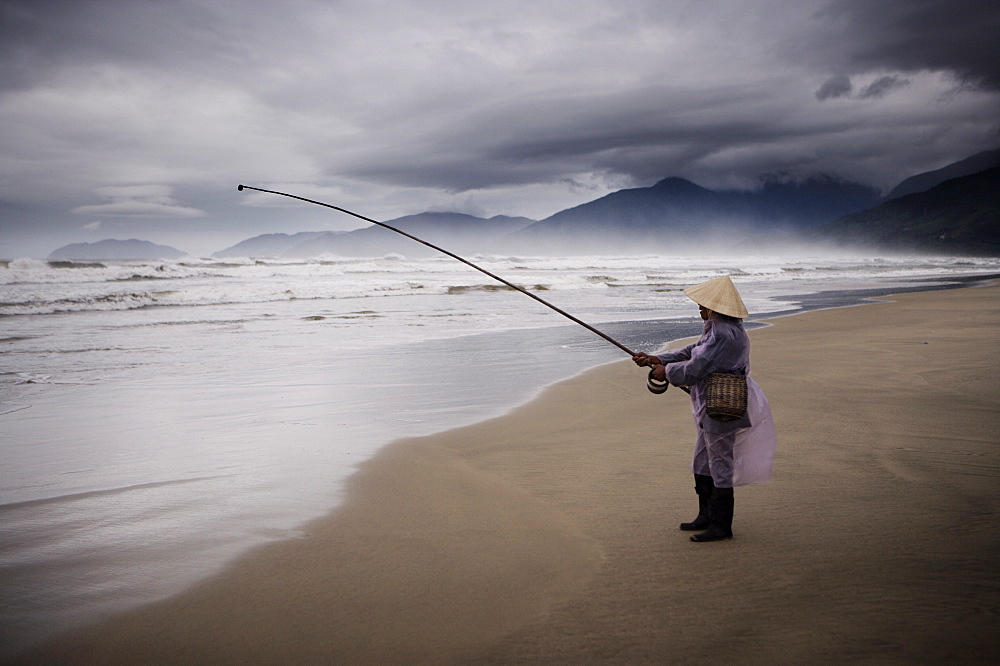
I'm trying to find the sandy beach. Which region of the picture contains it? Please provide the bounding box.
[16,282,1000,664]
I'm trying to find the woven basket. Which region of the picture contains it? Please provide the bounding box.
[705,372,747,421]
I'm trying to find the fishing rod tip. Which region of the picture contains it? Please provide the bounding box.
[237,184,244,191]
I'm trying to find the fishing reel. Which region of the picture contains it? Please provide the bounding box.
[646,369,669,395]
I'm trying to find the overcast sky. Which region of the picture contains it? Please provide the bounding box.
[2,0,998,256]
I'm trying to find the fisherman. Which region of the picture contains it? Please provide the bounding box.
[633,276,776,542]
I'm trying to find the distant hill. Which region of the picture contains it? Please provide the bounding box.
[503,175,879,253]
[885,149,1000,200]
[811,167,1000,255]
[220,213,535,259]
[48,239,187,260]
[212,153,999,257]
[213,231,326,258]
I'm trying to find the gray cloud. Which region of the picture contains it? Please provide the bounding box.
[1,0,998,256]
[816,74,911,101]
[792,0,1000,90]
[857,75,911,100]
[71,185,206,218]
[816,75,853,100]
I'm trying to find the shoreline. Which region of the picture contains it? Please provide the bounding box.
[14,281,1000,663]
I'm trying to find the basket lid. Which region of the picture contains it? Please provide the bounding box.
[684,276,748,318]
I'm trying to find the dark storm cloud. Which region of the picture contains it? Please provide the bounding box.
[815,75,853,100]
[797,0,1000,90]
[353,82,800,191]
[857,76,910,100]
[816,74,910,101]
[0,0,221,91]
[315,0,1000,196]
[1,0,998,256]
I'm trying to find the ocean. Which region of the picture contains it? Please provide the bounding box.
[1,251,997,654]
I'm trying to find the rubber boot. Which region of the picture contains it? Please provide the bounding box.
[679,474,714,531]
[690,486,734,542]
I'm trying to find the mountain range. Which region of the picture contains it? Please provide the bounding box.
[217,213,535,259]
[49,149,1000,259]
[811,166,1000,255]
[502,175,882,254]
[885,149,1000,199]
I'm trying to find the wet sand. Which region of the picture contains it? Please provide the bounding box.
[16,284,1000,664]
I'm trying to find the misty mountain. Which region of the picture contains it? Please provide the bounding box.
[503,175,880,253]
[222,212,534,259]
[213,231,327,258]
[729,176,883,227]
[885,149,1000,200]
[48,238,187,260]
[810,167,1000,255]
[212,150,998,258]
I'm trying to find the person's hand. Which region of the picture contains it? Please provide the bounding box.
[649,364,667,382]
[632,352,662,367]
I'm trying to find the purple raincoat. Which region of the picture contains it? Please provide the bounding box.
[657,314,776,487]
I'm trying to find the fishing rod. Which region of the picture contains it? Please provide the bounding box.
[237,184,684,395]
[238,184,640,355]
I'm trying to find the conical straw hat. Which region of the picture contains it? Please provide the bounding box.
[684,276,748,318]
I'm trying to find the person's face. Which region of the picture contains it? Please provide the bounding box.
[699,305,712,320]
